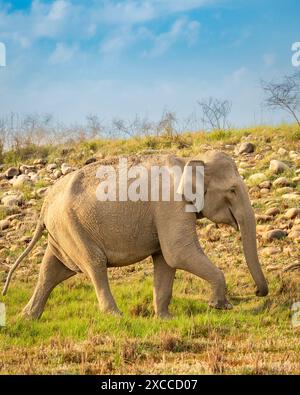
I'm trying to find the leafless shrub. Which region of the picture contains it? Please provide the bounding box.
[261,72,300,127]
[156,110,179,137]
[198,97,232,131]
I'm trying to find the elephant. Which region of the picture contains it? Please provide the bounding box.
[2,151,268,319]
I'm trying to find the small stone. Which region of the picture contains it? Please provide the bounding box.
[52,169,62,179]
[260,188,270,195]
[265,207,280,217]
[278,148,288,156]
[269,160,289,174]
[273,177,290,187]
[259,180,272,189]
[263,229,287,241]
[261,247,281,256]
[292,176,300,184]
[61,163,75,175]
[47,163,57,171]
[0,219,9,230]
[289,151,299,160]
[85,157,97,165]
[5,167,19,179]
[284,208,300,219]
[256,214,273,223]
[19,165,36,174]
[29,173,40,183]
[1,195,19,207]
[288,230,300,240]
[236,142,255,155]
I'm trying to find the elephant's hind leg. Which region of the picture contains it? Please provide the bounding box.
[23,246,76,320]
[85,262,121,316]
[153,253,176,319]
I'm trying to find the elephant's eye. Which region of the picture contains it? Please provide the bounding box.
[230,187,236,194]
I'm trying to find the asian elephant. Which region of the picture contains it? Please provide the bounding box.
[2,151,268,319]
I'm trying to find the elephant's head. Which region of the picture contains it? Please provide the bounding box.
[174,151,268,297]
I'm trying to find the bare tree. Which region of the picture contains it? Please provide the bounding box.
[261,72,300,127]
[156,110,178,137]
[198,97,232,131]
[86,114,104,138]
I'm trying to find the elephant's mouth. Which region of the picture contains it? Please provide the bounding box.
[229,207,239,231]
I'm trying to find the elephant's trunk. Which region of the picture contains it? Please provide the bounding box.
[236,189,268,296]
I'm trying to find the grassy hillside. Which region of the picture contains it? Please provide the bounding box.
[0,124,300,374]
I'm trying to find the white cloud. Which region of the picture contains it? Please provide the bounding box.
[100,0,210,25]
[143,18,201,58]
[48,0,69,21]
[49,42,77,64]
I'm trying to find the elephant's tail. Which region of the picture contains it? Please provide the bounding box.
[2,219,45,296]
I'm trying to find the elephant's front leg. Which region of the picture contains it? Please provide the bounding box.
[161,239,232,310]
[152,253,176,319]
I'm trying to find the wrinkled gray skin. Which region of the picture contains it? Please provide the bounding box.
[3,151,268,319]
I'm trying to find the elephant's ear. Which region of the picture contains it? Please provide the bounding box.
[168,156,205,213]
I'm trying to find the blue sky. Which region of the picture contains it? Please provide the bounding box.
[0,0,299,128]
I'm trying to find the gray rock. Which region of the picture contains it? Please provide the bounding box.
[5,167,19,179]
[0,219,9,230]
[52,169,62,179]
[288,230,300,240]
[85,157,97,165]
[47,163,57,172]
[265,207,280,217]
[273,177,290,187]
[292,176,300,184]
[269,160,289,174]
[19,165,36,174]
[259,180,272,189]
[61,163,75,175]
[260,188,270,195]
[261,246,281,256]
[1,195,19,207]
[263,229,287,241]
[284,208,300,219]
[236,142,255,155]
[278,148,288,156]
[28,173,40,183]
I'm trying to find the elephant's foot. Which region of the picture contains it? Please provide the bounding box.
[209,298,233,310]
[102,305,123,317]
[156,310,173,320]
[22,304,43,320]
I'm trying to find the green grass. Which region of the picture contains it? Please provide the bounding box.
[1,266,300,374]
